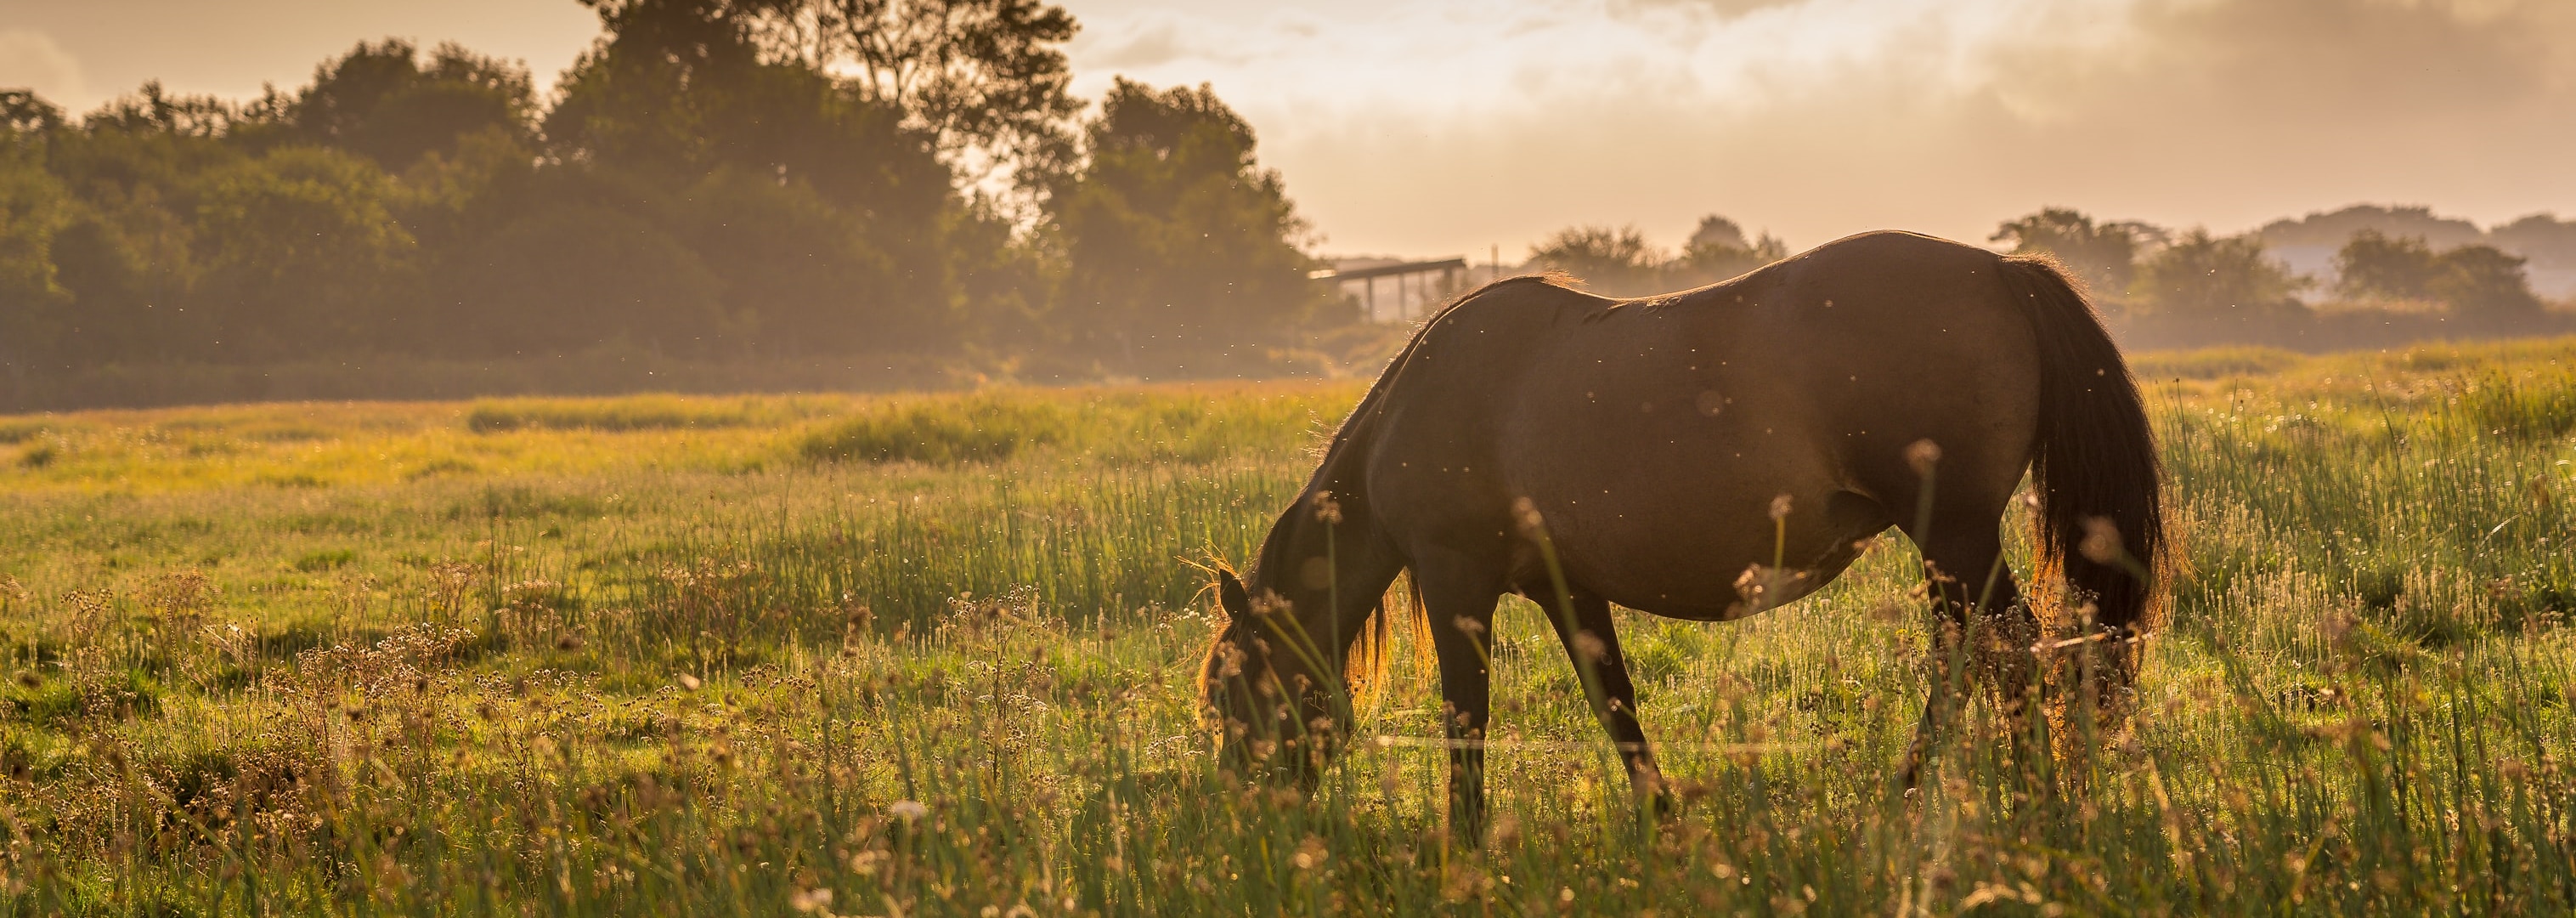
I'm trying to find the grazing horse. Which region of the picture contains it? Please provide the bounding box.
[1196,230,2162,836]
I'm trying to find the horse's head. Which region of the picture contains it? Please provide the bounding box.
[1198,569,1348,785]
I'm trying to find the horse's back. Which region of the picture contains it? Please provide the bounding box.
[1466,230,2042,489]
[1360,232,2050,618]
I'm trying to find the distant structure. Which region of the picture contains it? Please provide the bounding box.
[1313,256,1499,323]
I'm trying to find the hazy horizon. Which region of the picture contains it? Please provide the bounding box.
[5,0,2573,260]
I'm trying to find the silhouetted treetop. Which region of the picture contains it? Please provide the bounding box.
[2135,229,2305,317]
[1049,78,1330,370]
[2334,229,2543,315]
[291,40,536,169]
[1,92,65,138]
[1528,216,1785,297]
[744,0,1082,190]
[1992,207,2162,297]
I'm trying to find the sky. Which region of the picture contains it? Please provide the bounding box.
[4,0,2573,261]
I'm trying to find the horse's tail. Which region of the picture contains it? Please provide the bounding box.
[1999,256,2164,689]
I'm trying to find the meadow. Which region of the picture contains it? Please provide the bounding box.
[0,339,2572,915]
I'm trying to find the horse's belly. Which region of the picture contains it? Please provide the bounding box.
[1531,479,1884,621]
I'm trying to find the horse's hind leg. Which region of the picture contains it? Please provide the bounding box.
[1413,546,1508,842]
[1536,588,1674,814]
[1896,525,2040,789]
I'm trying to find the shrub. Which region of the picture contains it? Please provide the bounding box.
[799,394,1068,464]
[466,395,756,433]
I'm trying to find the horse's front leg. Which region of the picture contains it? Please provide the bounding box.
[1417,548,1505,843]
[1539,589,1673,815]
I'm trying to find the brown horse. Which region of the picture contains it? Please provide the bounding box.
[1196,230,2162,835]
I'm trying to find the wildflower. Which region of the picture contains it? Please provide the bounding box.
[1511,497,1546,538]
[1906,439,1942,476]
[1310,490,1343,525]
[789,887,833,913]
[887,800,928,821]
[1291,834,1328,870]
[2079,517,2122,564]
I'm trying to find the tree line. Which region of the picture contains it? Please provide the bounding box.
[1989,207,2559,319]
[0,0,1342,385]
[1526,207,2565,320]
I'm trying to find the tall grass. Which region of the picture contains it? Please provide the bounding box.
[798,388,1342,465]
[463,394,811,434]
[0,341,2569,914]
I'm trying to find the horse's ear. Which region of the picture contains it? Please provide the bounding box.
[1218,570,1252,621]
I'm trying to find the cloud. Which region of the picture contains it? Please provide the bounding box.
[0,30,87,102]
[1078,0,2576,257]
[1997,0,2574,124]
[1615,0,1811,16]
[1084,21,1190,70]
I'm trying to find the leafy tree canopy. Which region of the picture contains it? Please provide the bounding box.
[2335,230,2542,316]
[291,40,536,170]
[1528,215,1786,298]
[2135,230,2306,317]
[1992,207,2162,298]
[1049,78,1330,371]
[744,0,1081,196]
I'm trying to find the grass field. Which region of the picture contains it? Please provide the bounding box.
[1,340,2573,915]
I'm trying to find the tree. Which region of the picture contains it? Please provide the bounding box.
[545,0,960,356]
[1991,207,2159,298]
[1529,216,1785,296]
[0,143,75,372]
[666,165,946,355]
[2334,230,2542,316]
[2133,229,2305,317]
[0,138,69,303]
[2332,230,2440,302]
[439,202,726,355]
[746,0,1082,193]
[1,99,76,373]
[2429,245,2542,317]
[1669,214,1786,288]
[291,40,536,170]
[1528,225,1658,295]
[1688,215,1748,252]
[26,88,235,366]
[191,147,418,358]
[1050,78,1330,371]
[79,82,243,139]
[548,0,771,173]
[1,91,65,137]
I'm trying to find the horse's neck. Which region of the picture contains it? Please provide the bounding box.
[1254,497,1396,645]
